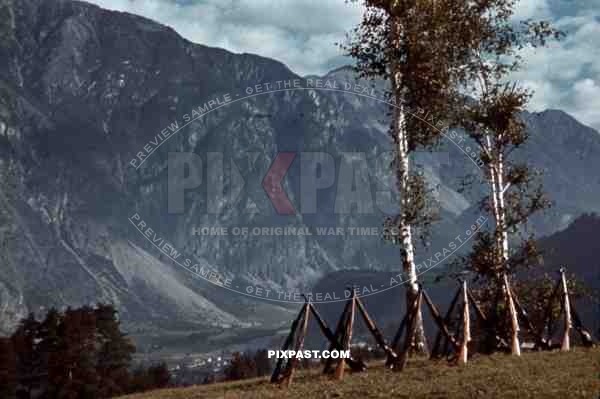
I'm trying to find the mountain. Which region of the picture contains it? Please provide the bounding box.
[309,214,600,346]
[0,0,599,353]
[532,213,600,331]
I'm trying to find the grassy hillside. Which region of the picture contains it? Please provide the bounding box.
[120,348,600,399]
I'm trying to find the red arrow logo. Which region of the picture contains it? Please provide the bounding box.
[262,152,297,215]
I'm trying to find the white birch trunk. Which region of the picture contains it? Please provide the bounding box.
[560,270,572,352]
[391,18,427,354]
[497,154,520,355]
[486,137,506,272]
[458,280,471,365]
[486,135,520,355]
[485,136,504,271]
[396,102,417,292]
[496,151,510,265]
[503,274,521,356]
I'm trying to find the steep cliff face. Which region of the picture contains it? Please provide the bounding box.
[0,0,399,336]
[0,0,302,334]
[0,0,599,343]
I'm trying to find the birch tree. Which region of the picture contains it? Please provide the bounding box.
[458,83,555,354]
[346,0,561,355]
[346,0,496,354]
[452,12,562,355]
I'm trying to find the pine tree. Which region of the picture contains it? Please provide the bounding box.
[8,305,138,398]
[146,363,170,389]
[35,308,63,398]
[94,304,135,397]
[11,313,42,398]
[253,349,272,377]
[48,307,99,398]
[0,337,17,399]
[224,352,256,381]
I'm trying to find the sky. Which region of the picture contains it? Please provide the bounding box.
[87,0,600,131]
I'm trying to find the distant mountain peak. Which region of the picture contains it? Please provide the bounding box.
[325,65,355,77]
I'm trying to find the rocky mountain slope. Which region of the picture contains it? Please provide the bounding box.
[310,214,600,348]
[0,0,599,349]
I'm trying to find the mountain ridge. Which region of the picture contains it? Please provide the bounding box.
[0,0,599,355]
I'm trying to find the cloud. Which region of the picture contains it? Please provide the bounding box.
[570,79,600,129]
[513,0,551,20]
[87,0,362,76]
[87,0,599,131]
[513,14,600,130]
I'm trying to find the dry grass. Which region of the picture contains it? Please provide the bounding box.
[119,348,600,399]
